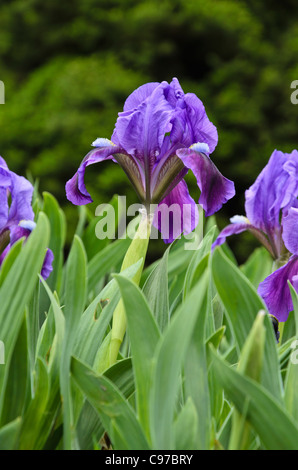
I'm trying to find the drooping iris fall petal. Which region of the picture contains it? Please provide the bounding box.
[258,207,298,322]
[176,145,235,217]
[152,179,199,243]
[65,140,123,205]
[258,256,298,322]
[9,220,54,281]
[211,219,252,251]
[41,248,54,280]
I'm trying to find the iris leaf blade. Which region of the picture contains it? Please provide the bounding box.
[211,247,282,402]
[114,274,161,440]
[0,212,50,422]
[150,271,209,449]
[71,356,150,450]
[210,346,298,450]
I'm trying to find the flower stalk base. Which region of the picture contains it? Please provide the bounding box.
[107,215,152,368]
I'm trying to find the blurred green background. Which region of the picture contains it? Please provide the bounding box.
[0,0,298,262]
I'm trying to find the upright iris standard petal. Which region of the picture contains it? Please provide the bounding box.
[258,256,298,322]
[212,149,298,260]
[113,81,174,164]
[164,78,218,153]
[282,207,298,255]
[245,150,298,234]
[0,156,10,176]
[175,93,219,153]
[123,82,160,113]
[176,145,235,216]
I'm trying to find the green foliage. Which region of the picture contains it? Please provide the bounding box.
[1,2,298,448]
[0,192,297,450]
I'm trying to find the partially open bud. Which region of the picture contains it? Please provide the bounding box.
[229,310,266,450]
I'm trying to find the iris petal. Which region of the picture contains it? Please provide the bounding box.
[65,143,122,205]
[152,179,199,243]
[258,255,298,322]
[180,93,218,152]
[212,222,252,250]
[0,157,34,232]
[176,147,235,216]
[113,82,173,164]
[8,172,34,226]
[212,218,276,257]
[245,150,298,233]
[8,222,54,281]
[41,248,54,280]
[123,82,160,112]
[282,207,298,255]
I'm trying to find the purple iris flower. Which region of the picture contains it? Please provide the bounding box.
[212,149,298,259]
[212,149,298,322]
[258,207,298,322]
[66,78,235,242]
[0,156,34,247]
[0,157,53,280]
[9,221,54,280]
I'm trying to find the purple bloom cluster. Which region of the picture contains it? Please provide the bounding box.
[258,207,298,322]
[66,78,235,242]
[213,149,298,322]
[0,157,53,279]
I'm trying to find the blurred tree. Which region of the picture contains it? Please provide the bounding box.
[0,0,297,261]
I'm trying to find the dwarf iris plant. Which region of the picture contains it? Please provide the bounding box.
[2,78,298,451]
[66,78,235,365]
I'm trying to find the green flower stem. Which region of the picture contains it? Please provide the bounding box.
[107,214,152,368]
[272,253,290,271]
[278,321,285,345]
[229,311,266,450]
